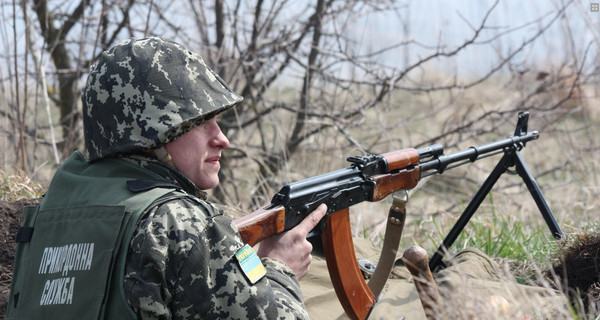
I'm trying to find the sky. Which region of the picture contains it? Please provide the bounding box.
[1,0,598,83]
[352,0,599,76]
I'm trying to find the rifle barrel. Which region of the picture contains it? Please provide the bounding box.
[419,131,539,177]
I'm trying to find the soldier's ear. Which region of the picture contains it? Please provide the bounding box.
[154,147,174,165]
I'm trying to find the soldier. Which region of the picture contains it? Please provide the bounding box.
[6,37,326,319]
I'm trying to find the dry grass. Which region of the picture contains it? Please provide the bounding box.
[0,169,45,201]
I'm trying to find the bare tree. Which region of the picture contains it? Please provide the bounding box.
[172,0,592,210]
[29,0,144,159]
[0,0,595,218]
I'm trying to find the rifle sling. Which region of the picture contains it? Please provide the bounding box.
[368,191,407,298]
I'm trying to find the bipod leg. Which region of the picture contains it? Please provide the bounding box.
[428,151,514,271]
[514,150,563,239]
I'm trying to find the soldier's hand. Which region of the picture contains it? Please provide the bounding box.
[257,204,327,280]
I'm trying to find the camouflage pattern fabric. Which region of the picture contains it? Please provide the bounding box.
[122,155,308,319]
[82,37,243,161]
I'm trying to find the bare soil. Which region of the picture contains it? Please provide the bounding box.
[0,198,41,318]
[550,232,600,313]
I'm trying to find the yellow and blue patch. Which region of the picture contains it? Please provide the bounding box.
[235,244,266,284]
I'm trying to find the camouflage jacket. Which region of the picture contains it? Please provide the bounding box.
[122,155,308,319]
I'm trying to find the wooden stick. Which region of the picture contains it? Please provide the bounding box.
[402,246,440,319]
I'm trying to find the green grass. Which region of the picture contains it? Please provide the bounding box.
[416,192,551,253]
[409,191,560,284]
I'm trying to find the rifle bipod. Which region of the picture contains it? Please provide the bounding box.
[428,111,563,271]
[235,111,562,319]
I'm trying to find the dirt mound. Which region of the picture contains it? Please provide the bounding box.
[0,198,41,318]
[550,232,600,313]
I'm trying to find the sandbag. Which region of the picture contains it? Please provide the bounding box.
[301,237,426,320]
[302,238,570,319]
[434,248,570,319]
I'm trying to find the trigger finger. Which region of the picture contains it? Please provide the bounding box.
[309,204,328,226]
[298,204,328,234]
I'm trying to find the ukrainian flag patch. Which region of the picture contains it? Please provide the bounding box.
[235,244,266,284]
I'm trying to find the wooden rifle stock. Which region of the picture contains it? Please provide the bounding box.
[236,205,286,247]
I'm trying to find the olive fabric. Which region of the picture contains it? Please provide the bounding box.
[301,238,427,320]
[6,151,175,319]
[302,238,569,319]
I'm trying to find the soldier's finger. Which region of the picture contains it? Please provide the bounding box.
[295,204,327,236]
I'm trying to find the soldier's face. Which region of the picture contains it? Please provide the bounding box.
[165,116,229,189]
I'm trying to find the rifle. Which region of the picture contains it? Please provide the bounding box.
[234,111,562,319]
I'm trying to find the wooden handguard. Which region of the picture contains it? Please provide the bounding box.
[381,148,419,172]
[371,168,420,202]
[403,246,440,319]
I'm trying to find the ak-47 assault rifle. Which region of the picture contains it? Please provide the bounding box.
[234,111,562,320]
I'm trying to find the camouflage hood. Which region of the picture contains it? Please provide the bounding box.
[82,37,243,161]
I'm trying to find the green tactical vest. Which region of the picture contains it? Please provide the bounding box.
[6,151,185,319]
